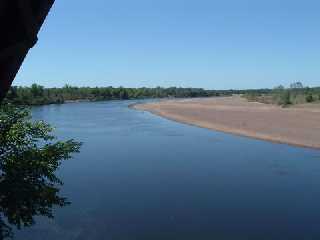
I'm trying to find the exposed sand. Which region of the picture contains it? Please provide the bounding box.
[133,96,320,149]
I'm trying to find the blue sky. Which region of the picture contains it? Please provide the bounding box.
[15,0,320,89]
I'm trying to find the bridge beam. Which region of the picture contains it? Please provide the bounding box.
[0,0,55,102]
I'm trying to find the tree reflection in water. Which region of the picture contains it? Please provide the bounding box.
[0,162,69,239]
[0,105,81,239]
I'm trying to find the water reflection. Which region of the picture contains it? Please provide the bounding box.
[0,160,69,240]
[0,158,70,240]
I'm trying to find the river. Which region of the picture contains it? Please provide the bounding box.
[14,100,320,240]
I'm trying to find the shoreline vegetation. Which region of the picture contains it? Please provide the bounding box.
[134,95,320,150]
[243,83,320,106]
[4,84,240,106]
[4,82,320,107]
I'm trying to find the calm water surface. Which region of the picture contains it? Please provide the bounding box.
[16,100,320,240]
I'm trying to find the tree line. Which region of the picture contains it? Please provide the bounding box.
[4,83,319,106]
[243,82,320,106]
[4,84,238,105]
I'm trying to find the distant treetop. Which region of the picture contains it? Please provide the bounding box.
[290,82,304,89]
[274,85,285,90]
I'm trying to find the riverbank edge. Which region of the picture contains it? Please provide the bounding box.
[131,101,320,150]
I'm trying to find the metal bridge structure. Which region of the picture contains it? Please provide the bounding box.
[0,0,55,102]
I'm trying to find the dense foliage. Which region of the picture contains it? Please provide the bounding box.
[4,84,238,105]
[5,83,319,107]
[0,104,81,239]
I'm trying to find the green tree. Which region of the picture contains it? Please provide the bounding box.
[280,90,292,106]
[119,88,129,100]
[0,104,81,239]
[306,94,314,103]
[30,84,44,97]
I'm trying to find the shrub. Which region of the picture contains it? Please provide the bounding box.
[279,90,292,106]
[306,94,314,103]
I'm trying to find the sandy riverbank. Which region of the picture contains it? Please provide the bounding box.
[133,96,320,149]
